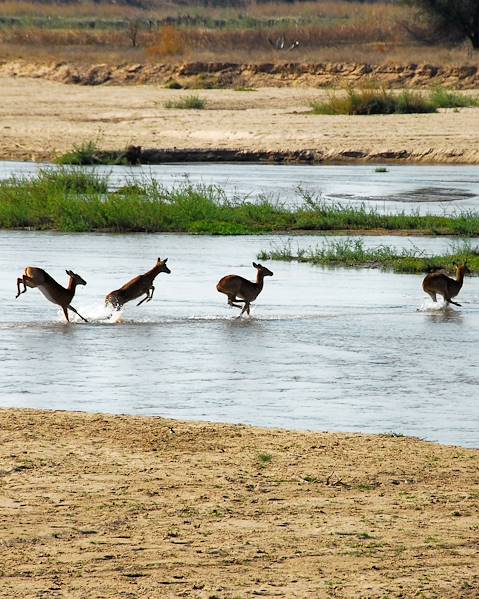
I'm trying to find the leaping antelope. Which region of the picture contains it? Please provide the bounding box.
[105,257,171,310]
[216,262,273,317]
[16,267,88,322]
[422,263,470,307]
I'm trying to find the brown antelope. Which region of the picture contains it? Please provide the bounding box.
[16,267,88,322]
[422,263,470,307]
[105,257,171,310]
[216,262,273,317]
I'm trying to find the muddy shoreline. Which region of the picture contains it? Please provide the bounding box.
[78,146,420,165]
[1,408,478,598]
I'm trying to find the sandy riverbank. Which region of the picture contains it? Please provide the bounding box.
[2,61,479,89]
[1,409,478,598]
[1,78,479,163]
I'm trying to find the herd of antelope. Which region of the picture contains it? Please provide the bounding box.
[15,258,469,323]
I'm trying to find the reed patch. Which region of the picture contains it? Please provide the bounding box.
[258,238,479,274]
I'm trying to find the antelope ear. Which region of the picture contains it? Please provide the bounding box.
[157,257,161,262]
[252,262,259,268]
[164,258,168,263]
[66,269,72,276]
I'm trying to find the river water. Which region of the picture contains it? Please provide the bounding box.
[1,228,478,448]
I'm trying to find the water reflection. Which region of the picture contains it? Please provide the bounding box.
[424,309,465,324]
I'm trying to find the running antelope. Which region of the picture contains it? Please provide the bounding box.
[422,263,470,307]
[216,262,273,317]
[16,267,88,322]
[105,257,171,310]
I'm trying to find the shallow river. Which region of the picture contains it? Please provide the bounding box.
[1,161,479,215]
[1,230,478,448]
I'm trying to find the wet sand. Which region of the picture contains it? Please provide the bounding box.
[1,409,478,598]
[1,78,479,163]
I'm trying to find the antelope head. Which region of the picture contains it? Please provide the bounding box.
[252,262,273,277]
[157,257,171,274]
[66,270,87,286]
[453,262,471,276]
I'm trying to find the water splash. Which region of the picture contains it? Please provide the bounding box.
[417,298,455,312]
[59,302,124,324]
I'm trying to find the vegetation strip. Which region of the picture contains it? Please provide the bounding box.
[310,86,479,115]
[258,238,479,274]
[2,169,479,236]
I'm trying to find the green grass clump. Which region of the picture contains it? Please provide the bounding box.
[55,140,130,166]
[429,87,479,109]
[2,170,479,235]
[311,88,435,115]
[258,238,479,274]
[311,86,479,116]
[164,95,207,109]
[257,453,272,466]
[55,140,103,165]
[14,167,108,195]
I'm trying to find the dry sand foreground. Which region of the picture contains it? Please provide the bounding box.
[0,409,478,598]
[2,78,479,163]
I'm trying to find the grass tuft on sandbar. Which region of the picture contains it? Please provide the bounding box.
[310,86,479,116]
[258,238,479,274]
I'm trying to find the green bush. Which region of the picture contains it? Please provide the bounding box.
[55,140,102,165]
[429,86,479,109]
[311,87,435,115]
[164,95,207,109]
[311,86,479,116]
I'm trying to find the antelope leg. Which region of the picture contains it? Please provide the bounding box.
[136,293,150,307]
[16,277,26,298]
[68,305,88,323]
[146,285,155,302]
[228,296,245,309]
[447,299,462,307]
[239,302,249,317]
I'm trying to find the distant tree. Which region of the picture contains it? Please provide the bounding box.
[405,0,479,49]
[126,18,142,48]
